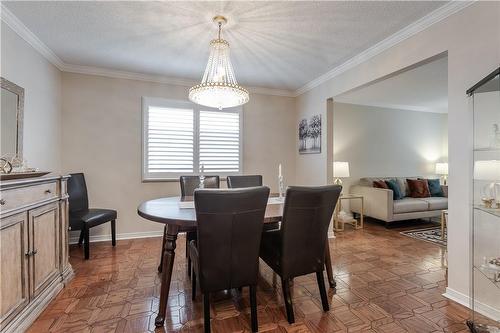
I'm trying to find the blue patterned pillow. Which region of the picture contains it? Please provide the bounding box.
[426,178,444,197]
[385,179,404,200]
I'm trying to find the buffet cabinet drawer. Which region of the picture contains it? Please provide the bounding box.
[0,182,58,212]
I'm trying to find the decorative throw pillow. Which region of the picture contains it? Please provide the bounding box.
[373,180,389,189]
[426,178,444,197]
[396,178,409,197]
[407,179,431,198]
[385,179,404,200]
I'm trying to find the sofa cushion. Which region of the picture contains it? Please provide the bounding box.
[373,180,389,189]
[385,179,404,200]
[407,179,431,198]
[420,197,448,210]
[393,198,429,214]
[425,178,444,197]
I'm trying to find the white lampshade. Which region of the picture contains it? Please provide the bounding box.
[435,163,448,175]
[333,162,350,178]
[474,160,500,180]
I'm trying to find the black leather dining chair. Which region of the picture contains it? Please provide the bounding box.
[259,185,341,324]
[158,176,220,274]
[226,175,263,188]
[189,186,270,333]
[68,173,117,260]
[227,175,280,233]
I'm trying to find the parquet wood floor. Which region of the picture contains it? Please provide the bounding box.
[28,220,474,333]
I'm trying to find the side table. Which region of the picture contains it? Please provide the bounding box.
[334,194,364,231]
[440,210,448,240]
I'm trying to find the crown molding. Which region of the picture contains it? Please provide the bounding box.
[60,63,295,97]
[1,3,65,69]
[2,1,473,99]
[61,63,196,87]
[293,1,475,97]
[1,3,294,97]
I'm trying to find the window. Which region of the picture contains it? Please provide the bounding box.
[142,97,242,180]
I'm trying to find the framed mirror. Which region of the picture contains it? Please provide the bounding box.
[1,77,24,159]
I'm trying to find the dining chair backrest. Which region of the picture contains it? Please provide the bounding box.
[194,186,270,292]
[280,185,342,279]
[179,175,220,197]
[68,173,89,214]
[226,175,263,188]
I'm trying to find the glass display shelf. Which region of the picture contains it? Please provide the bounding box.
[469,67,500,333]
[474,205,500,218]
[474,264,500,289]
[474,148,500,152]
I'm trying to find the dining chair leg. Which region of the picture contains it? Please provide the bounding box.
[281,278,294,324]
[250,285,258,332]
[111,220,116,246]
[316,271,329,311]
[192,270,197,300]
[83,226,90,260]
[324,240,336,288]
[78,229,84,246]
[188,257,192,278]
[203,293,211,333]
[158,225,167,273]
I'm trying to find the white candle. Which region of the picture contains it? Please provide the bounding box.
[279,163,282,177]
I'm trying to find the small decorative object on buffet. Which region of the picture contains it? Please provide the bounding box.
[278,163,284,199]
[0,154,49,180]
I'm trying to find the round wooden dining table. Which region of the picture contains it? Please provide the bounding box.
[137,196,334,327]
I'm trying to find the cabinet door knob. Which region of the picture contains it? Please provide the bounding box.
[32,249,37,255]
[25,251,31,257]
[45,189,52,194]
[0,199,5,205]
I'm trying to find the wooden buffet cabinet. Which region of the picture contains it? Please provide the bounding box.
[0,176,74,333]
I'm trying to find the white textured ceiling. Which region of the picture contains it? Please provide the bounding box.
[335,55,448,113]
[3,1,447,91]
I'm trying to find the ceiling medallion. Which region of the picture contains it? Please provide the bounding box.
[189,15,249,110]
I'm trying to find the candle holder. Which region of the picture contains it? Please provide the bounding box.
[199,175,205,189]
[278,175,284,199]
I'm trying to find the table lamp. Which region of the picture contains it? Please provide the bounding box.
[333,162,350,186]
[435,163,448,185]
[474,160,500,208]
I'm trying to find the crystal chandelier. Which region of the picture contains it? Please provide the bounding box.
[189,16,249,110]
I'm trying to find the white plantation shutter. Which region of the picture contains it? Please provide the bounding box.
[199,111,241,173]
[145,106,194,176]
[142,97,242,180]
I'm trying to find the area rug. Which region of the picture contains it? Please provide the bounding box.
[400,227,447,247]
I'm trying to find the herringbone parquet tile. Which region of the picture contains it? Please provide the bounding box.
[27,220,477,332]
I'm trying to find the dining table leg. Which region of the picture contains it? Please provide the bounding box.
[155,224,179,327]
[324,240,336,288]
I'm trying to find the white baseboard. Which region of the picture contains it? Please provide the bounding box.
[69,230,164,244]
[328,231,336,239]
[443,287,500,321]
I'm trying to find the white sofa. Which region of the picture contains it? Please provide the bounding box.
[350,177,448,224]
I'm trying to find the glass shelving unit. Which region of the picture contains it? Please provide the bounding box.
[467,67,500,333]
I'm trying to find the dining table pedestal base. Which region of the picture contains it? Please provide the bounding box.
[155,224,179,327]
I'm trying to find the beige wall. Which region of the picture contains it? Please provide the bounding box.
[295,2,500,304]
[333,102,448,195]
[61,72,296,239]
[1,22,62,172]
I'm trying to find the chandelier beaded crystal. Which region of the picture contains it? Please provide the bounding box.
[189,16,249,110]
